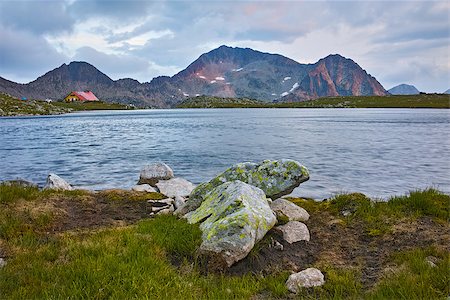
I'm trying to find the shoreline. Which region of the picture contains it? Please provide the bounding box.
[0,184,448,298]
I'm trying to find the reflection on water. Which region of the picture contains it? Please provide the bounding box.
[0,108,449,199]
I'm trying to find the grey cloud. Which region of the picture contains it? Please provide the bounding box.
[73,46,165,82]
[0,26,67,83]
[68,0,156,21]
[0,1,75,34]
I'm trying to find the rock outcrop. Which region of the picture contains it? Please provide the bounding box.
[270,198,310,223]
[44,174,73,191]
[185,180,277,268]
[177,159,309,215]
[286,268,325,293]
[138,162,174,185]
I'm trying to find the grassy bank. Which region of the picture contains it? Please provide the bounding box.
[0,185,448,299]
[0,93,133,116]
[51,100,133,111]
[178,94,450,109]
[0,93,71,116]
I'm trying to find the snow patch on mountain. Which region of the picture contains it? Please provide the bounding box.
[289,82,299,93]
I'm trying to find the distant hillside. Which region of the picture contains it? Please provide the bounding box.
[176,95,264,108]
[388,84,420,95]
[0,93,70,116]
[444,89,450,94]
[0,45,388,107]
[177,94,450,109]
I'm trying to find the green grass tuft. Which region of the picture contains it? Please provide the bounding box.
[137,215,202,258]
[369,247,450,299]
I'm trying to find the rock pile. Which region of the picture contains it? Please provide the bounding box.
[132,162,196,216]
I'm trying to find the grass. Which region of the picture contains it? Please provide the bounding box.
[290,188,449,237]
[369,247,449,299]
[52,100,133,111]
[177,95,265,108]
[177,94,450,109]
[0,93,70,116]
[0,185,448,299]
[0,92,133,116]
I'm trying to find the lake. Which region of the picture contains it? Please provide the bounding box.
[0,108,449,199]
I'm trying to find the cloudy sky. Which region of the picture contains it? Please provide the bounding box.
[0,0,448,92]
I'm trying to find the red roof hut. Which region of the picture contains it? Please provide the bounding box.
[64,91,99,102]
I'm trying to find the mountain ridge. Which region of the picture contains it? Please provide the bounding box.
[388,84,420,95]
[0,45,388,107]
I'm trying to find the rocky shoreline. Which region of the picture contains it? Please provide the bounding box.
[1,159,449,297]
[3,159,327,292]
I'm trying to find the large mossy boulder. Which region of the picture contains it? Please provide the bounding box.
[185,180,277,268]
[177,159,309,216]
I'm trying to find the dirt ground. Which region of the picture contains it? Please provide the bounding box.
[228,209,450,288]
[47,190,155,232]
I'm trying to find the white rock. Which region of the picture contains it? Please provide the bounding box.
[270,198,310,222]
[286,268,325,293]
[138,162,174,185]
[44,173,73,191]
[148,198,174,205]
[152,204,171,212]
[0,258,5,268]
[156,177,195,198]
[174,196,187,209]
[155,205,175,215]
[275,221,310,244]
[132,184,157,193]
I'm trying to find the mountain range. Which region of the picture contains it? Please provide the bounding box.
[0,45,388,108]
[388,84,420,95]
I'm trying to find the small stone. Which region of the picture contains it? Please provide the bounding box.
[174,196,187,209]
[341,210,352,217]
[286,268,325,293]
[152,204,170,212]
[271,239,284,251]
[1,178,38,188]
[270,198,309,223]
[275,221,310,244]
[426,256,439,268]
[132,184,157,193]
[44,173,73,191]
[147,198,174,205]
[138,162,174,186]
[0,258,6,268]
[155,205,174,215]
[156,177,195,198]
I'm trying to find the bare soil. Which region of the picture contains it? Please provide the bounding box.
[228,209,450,288]
[46,190,156,232]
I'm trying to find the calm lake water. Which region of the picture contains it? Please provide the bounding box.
[0,108,449,199]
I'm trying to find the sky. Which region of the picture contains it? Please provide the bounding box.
[0,0,448,92]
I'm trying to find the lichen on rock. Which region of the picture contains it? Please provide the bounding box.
[177,159,309,216]
[185,180,277,268]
